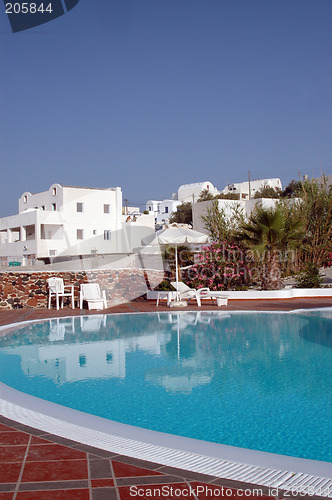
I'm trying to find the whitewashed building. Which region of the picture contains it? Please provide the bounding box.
[0,318,171,384]
[146,181,219,226]
[177,181,219,203]
[145,199,181,225]
[222,178,282,199]
[0,183,124,265]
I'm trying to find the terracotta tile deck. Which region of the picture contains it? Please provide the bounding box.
[0,298,331,499]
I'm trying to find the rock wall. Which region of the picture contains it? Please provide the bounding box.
[0,269,163,309]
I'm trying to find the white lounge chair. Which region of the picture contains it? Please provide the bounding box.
[79,283,107,310]
[171,281,228,307]
[47,278,75,310]
[170,281,209,306]
[80,315,106,331]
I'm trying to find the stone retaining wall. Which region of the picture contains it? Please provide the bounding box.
[0,269,164,309]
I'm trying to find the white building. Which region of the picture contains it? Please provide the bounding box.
[222,178,282,199]
[146,181,219,226]
[192,198,281,234]
[145,199,181,225]
[0,183,124,265]
[177,181,219,203]
[1,316,171,385]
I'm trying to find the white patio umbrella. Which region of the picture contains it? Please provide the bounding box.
[149,224,210,304]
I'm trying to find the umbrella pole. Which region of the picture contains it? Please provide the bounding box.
[175,245,179,301]
[177,312,180,360]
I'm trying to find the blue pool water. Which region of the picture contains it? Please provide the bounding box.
[0,310,331,462]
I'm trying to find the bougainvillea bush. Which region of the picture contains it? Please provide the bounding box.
[182,242,254,291]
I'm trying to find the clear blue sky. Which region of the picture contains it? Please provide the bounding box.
[0,0,331,216]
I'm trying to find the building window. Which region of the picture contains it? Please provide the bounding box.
[52,187,57,196]
[93,229,97,236]
[49,249,57,256]
[76,202,84,213]
[23,196,27,203]
[79,354,86,367]
[149,206,152,211]
[51,203,56,211]
[77,229,84,240]
[41,206,45,210]
[165,207,168,213]
[104,204,110,214]
[104,230,111,240]
[106,352,113,364]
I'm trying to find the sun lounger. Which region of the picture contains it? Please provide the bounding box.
[171,281,228,306]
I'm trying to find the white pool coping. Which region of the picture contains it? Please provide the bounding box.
[0,311,331,497]
[147,288,332,300]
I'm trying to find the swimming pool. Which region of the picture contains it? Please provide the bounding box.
[0,310,331,463]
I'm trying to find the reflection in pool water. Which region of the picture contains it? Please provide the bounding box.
[0,310,331,462]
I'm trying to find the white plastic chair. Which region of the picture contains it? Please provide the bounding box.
[47,278,75,310]
[80,315,106,332]
[79,283,107,310]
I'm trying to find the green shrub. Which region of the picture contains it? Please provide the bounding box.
[296,263,324,288]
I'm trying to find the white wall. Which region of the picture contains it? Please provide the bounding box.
[178,181,219,203]
[192,198,279,234]
[121,213,156,253]
[19,183,64,213]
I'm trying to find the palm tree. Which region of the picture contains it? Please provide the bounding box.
[237,203,305,290]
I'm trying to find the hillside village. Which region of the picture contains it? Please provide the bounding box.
[0,176,288,267]
[0,174,331,308]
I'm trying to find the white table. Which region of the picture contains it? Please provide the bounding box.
[156,291,177,306]
[199,292,229,306]
[214,295,228,306]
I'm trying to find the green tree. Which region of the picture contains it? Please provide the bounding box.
[201,200,245,244]
[197,189,215,202]
[197,190,241,202]
[169,202,192,225]
[253,186,281,199]
[299,177,332,267]
[281,179,302,198]
[215,192,240,200]
[237,203,305,290]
